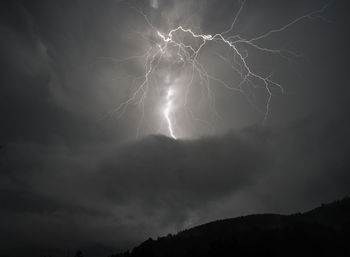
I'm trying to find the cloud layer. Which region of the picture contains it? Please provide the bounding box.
[1,111,350,256]
[1,0,350,256]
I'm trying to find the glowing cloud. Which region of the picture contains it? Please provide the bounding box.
[150,0,159,10]
[110,1,328,138]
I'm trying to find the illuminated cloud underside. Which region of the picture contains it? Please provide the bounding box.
[110,0,328,139]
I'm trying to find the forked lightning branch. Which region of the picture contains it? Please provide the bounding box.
[110,1,328,139]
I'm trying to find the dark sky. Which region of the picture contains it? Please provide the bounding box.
[1,0,350,256]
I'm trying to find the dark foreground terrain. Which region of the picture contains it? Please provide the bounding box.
[112,197,350,257]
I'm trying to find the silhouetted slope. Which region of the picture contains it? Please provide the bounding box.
[111,197,350,257]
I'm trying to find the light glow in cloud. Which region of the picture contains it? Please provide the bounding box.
[109,1,328,138]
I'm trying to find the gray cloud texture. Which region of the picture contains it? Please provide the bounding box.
[1,0,350,256]
[1,112,350,256]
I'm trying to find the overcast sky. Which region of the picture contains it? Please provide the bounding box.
[1,0,350,256]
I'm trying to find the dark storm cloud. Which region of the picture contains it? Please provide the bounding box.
[99,130,268,208]
[1,0,350,143]
[1,112,350,256]
[1,0,350,256]
[0,0,151,145]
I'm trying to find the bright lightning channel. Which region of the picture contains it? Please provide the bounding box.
[163,88,176,139]
[108,1,329,138]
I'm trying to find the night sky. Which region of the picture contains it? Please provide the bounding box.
[1,0,350,256]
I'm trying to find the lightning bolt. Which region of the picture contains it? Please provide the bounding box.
[108,1,329,138]
[164,88,176,139]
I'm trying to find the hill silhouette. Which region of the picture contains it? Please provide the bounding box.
[111,197,350,257]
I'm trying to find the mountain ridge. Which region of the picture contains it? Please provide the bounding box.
[111,197,350,257]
